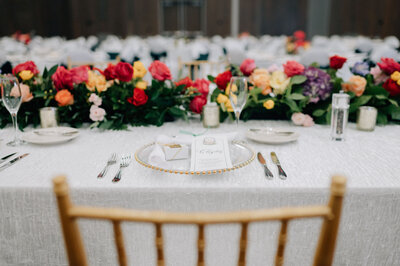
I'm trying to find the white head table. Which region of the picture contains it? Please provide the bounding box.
[0,120,399,266]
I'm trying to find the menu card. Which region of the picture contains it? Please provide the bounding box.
[190,135,232,171]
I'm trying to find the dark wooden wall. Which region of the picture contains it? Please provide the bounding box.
[0,0,399,38]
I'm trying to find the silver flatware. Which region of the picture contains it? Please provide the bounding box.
[0,153,29,172]
[112,155,132,183]
[257,152,273,179]
[98,153,117,178]
[0,152,17,163]
[271,152,287,180]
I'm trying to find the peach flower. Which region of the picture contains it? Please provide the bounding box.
[249,68,271,95]
[291,112,306,126]
[342,75,367,97]
[10,83,33,103]
[303,115,315,127]
[86,70,110,93]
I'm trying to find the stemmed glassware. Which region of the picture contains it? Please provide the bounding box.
[228,77,248,128]
[1,75,26,146]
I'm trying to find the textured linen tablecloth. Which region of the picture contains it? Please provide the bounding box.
[0,120,399,266]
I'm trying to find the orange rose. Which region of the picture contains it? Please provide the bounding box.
[249,68,271,95]
[342,75,367,97]
[55,89,74,106]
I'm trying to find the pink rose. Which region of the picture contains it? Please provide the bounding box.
[189,96,207,114]
[370,66,389,85]
[240,58,256,76]
[88,93,102,106]
[267,64,281,73]
[10,83,33,103]
[148,60,172,81]
[283,61,305,77]
[193,78,210,97]
[89,105,106,122]
[303,115,314,127]
[291,112,306,126]
[70,65,89,84]
[377,57,400,75]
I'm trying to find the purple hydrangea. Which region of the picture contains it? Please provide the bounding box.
[302,67,332,103]
[352,62,369,76]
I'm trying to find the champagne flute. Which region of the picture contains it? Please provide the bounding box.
[228,77,248,127]
[1,75,26,146]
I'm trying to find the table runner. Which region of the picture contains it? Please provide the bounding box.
[1,120,399,265]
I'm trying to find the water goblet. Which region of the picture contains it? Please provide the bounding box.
[1,75,26,146]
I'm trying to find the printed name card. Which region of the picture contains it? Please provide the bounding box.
[190,135,232,171]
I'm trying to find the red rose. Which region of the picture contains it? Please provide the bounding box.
[377,58,400,75]
[215,70,232,90]
[175,77,193,89]
[283,60,305,77]
[127,88,148,106]
[52,66,73,90]
[294,30,306,41]
[329,55,347,69]
[103,64,117,80]
[115,62,133,82]
[149,60,172,81]
[70,65,89,84]
[193,78,210,97]
[240,58,256,76]
[189,96,207,114]
[383,78,400,96]
[12,61,39,76]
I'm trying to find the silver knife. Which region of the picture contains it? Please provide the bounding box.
[0,152,17,163]
[0,153,29,172]
[257,152,273,179]
[271,152,287,180]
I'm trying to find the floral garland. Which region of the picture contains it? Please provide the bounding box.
[209,56,400,126]
[1,60,209,130]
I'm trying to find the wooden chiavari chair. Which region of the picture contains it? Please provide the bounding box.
[53,175,346,266]
[178,59,228,80]
[67,56,121,70]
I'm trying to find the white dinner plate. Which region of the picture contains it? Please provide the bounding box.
[245,128,299,144]
[22,127,80,145]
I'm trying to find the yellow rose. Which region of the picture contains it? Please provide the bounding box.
[86,71,110,93]
[19,70,33,81]
[133,61,147,78]
[217,93,228,104]
[397,79,400,86]
[225,83,238,96]
[225,100,234,112]
[391,71,400,82]
[263,99,274,110]
[136,80,147,90]
[270,71,290,95]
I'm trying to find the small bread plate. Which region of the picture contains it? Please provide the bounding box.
[22,127,79,145]
[246,128,299,144]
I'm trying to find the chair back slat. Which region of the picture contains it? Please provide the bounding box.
[275,220,289,266]
[53,175,346,266]
[197,225,205,266]
[237,222,248,266]
[155,223,165,266]
[313,176,346,266]
[113,221,127,266]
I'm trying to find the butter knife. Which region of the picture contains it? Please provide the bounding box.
[0,153,29,172]
[0,152,17,163]
[257,152,273,179]
[271,152,287,180]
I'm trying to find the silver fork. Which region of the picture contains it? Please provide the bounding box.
[97,153,117,178]
[112,155,132,183]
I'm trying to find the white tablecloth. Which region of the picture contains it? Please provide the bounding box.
[0,120,399,266]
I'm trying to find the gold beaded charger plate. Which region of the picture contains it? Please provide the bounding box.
[135,140,255,175]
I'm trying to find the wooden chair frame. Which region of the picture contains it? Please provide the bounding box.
[67,56,121,70]
[53,175,346,266]
[178,59,228,80]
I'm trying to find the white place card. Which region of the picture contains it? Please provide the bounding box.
[190,135,232,171]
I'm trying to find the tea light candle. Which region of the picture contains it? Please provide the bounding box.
[40,107,59,128]
[357,106,377,131]
[202,103,220,128]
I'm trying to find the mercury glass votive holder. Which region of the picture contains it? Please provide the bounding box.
[39,107,59,128]
[357,106,377,131]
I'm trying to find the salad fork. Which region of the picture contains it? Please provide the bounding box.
[97,153,117,178]
[112,155,132,183]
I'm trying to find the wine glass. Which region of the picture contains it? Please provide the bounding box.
[1,75,26,146]
[228,77,248,127]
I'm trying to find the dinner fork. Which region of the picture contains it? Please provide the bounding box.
[112,155,132,183]
[97,153,117,178]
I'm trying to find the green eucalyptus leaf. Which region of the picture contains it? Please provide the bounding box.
[290,75,307,85]
[313,109,326,117]
[288,93,306,100]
